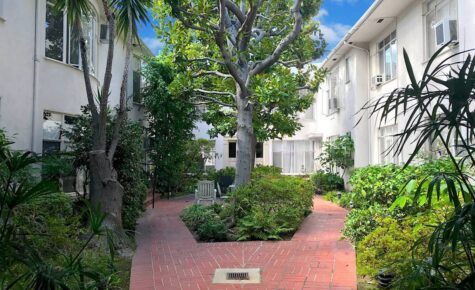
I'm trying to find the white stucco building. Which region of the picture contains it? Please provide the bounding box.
[205,0,475,174]
[0,0,152,154]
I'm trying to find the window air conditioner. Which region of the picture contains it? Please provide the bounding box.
[434,19,458,47]
[372,75,383,86]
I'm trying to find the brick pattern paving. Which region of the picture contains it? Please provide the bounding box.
[130,196,356,290]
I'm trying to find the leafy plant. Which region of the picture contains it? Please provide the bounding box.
[196,219,227,242]
[310,170,344,193]
[318,134,354,176]
[181,204,217,232]
[361,44,475,287]
[343,205,389,243]
[251,165,282,180]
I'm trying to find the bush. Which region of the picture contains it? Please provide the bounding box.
[349,165,413,208]
[357,216,433,278]
[342,205,389,243]
[212,167,236,192]
[181,204,216,231]
[311,170,344,193]
[196,219,227,242]
[251,165,282,179]
[231,176,313,240]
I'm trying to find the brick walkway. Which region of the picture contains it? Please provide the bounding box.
[130,196,356,290]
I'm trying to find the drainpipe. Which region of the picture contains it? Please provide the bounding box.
[343,41,372,165]
[31,0,39,152]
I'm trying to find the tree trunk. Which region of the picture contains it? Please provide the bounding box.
[235,87,253,186]
[89,150,124,229]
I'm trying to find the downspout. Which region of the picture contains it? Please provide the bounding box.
[343,41,372,165]
[31,0,40,152]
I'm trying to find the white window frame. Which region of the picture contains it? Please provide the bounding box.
[327,68,340,115]
[423,0,458,59]
[45,1,97,75]
[378,124,399,165]
[345,57,351,83]
[272,140,315,174]
[378,30,397,82]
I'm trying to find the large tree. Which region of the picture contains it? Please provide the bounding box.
[154,0,326,185]
[54,0,150,229]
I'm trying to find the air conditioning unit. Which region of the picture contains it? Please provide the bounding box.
[434,19,458,47]
[372,75,383,86]
[100,24,109,42]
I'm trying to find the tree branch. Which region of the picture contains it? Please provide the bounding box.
[250,0,303,76]
[224,0,246,24]
[194,88,235,97]
[188,57,225,65]
[195,94,236,108]
[192,70,232,78]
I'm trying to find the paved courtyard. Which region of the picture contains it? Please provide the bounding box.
[130,195,356,290]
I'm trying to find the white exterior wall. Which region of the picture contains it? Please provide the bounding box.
[0,0,150,152]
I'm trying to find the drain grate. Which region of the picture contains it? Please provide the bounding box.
[226,272,250,281]
[212,268,260,284]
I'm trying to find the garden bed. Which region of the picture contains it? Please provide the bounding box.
[180,166,314,242]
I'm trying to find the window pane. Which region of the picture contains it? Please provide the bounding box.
[255,142,263,158]
[69,25,80,66]
[43,141,61,154]
[228,142,236,158]
[385,46,391,80]
[133,71,141,103]
[45,2,64,61]
[379,50,384,75]
[391,41,397,80]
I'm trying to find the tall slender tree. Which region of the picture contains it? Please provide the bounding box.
[53,0,150,229]
[155,0,325,185]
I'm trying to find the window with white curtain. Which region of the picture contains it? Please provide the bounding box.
[378,31,397,81]
[378,124,398,164]
[272,140,314,174]
[45,1,97,74]
[424,0,458,57]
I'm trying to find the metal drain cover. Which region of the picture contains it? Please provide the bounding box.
[212,268,260,284]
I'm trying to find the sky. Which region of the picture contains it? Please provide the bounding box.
[138,0,375,60]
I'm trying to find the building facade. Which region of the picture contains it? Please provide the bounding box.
[0,0,152,154]
[205,0,475,174]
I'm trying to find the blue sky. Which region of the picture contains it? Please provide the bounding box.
[139,0,374,58]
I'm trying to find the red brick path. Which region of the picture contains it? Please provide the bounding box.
[129,196,356,290]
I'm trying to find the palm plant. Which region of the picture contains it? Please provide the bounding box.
[362,42,475,287]
[52,0,151,229]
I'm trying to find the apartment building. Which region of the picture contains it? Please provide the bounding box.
[316,0,475,169]
[0,0,152,154]
[209,0,475,174]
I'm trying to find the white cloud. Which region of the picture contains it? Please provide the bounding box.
[143,37,164,55]
[317,8,328,19]
[320,23,351,44]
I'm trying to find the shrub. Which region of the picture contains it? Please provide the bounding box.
[311,170,344,193]
[212,167,236,192]
[251,165,282,179]
[349,165,414,208]
[181,204,216,231]
[318,134,354,174]
[196,219,227,242]
[342,205,389,243]
[231,176,313,240]
[357,216,433,278]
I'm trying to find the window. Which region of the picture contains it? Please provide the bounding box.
[228,141,236,158]
[256,142,263,158]
[425,0,458,57]
[272,140,314,174]
[327,70,340,114]
[345,57,351,83]
[132,71,142,103]
[378,31,397,82]
[45,1,97,74]
[304,103,314,119]
[378,124,398,165]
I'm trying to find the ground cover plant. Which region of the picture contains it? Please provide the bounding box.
[180,166,314,242]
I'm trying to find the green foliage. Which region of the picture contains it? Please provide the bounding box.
[0,132,125,289]
[211,166,236,191]
[196,219,227,242]
[181,204,216,232]
[318,135,354,175]
[231,176,314,240]
[64,107,147,230]
[142,58,209,194]
[342,205,389,243]
[349,164,412,208]
[251,165,282,180]
[153,0,327,142]
[310,170,344,193]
